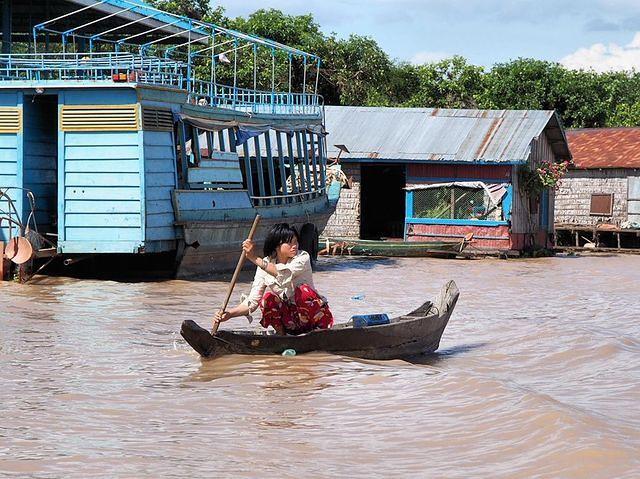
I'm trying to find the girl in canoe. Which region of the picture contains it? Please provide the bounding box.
[213,223,334,335]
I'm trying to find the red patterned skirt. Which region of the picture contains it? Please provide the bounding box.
[259,284,334,335]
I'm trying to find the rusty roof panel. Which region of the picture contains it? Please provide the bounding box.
[567,128,640,169]
[324,106,571,163]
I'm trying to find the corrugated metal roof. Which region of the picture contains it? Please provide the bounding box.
[323,106,571,164]
[566,128,640,169]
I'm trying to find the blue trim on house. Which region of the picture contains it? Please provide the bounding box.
[137,129,146,244]
[404,190,510,229]
[57,92,65,247]
[404,191,413,240]
[406,218,510,227]
[540,189,549,229]
[16,92,24,239]
[405,190,414,218]
[503,184,513,221]
[406,176,511,183]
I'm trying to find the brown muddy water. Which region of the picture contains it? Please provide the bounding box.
[1,255,639,478]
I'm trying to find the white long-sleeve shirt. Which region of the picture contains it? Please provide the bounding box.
[242,250,315,313]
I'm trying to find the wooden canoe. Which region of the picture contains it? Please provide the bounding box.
[319,236,472,258]
[180,280,459,360]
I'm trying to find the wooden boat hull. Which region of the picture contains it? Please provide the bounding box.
[177,206,334,277]
[319,237,469,258]
[181,280,459,360]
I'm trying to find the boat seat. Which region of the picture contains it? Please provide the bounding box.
[188,150,244,190]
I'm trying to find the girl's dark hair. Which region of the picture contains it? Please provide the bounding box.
[263,223,299,257]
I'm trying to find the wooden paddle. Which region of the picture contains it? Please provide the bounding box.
[212,214,261,334]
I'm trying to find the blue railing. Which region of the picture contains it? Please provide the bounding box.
[189,79,323,116]
[0,53,322,116]
[0,52,186,87]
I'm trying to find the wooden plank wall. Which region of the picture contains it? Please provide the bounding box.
[143,130,178,247]
[58,89,149,253]
[61,130,143,251]
[511,131,556,235]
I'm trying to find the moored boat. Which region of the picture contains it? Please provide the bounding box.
[180,280,459,360]
[0,0,341,280]
[319,235,473,258]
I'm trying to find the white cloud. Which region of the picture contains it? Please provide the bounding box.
[560,32,640,72]
[410,51,450,65]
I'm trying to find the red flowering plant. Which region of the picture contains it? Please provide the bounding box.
[519,160,570,196]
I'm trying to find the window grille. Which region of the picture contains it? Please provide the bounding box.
[61,104,139,131]
[142,107,173,132]
[412,186,495,220]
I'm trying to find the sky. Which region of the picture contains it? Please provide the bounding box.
[213,0,640,72]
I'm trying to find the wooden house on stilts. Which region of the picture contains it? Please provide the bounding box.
[322,106,572,255]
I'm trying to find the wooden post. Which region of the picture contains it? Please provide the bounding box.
[299,131,312,197]
[227,128,237,153]
[206,131,214,156]
[451,188,456,219]
[309,133,319,191]
[177,121,189,188]
[286,132,299,195]
[253,136,266,199]
[191,127,201,166]
[276,132,289,201]
[264,133,277,202]
[294,132,306,196]
[241,143,254,199]
[0,242,6,280]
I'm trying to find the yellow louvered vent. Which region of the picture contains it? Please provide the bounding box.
[0,107,22,133]
[142,107,174,131]
[61,104,140,132]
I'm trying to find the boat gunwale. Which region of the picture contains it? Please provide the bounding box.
[180,281,459,359]
[222,299,436,338]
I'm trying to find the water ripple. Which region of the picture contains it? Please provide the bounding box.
[1,255,639,478]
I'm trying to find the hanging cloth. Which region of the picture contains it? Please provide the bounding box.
[174,112,326,146]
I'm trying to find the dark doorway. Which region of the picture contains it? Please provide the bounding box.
[360,163,406,239]
[23,94,58,240]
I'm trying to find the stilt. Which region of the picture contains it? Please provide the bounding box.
[0,242,7,280]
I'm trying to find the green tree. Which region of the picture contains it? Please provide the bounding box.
[148,0,223,21]
[385,62,421,106]
[600,71,640,127]
[323,34,393,106]
[481,58,565,110]
[225,9,326,95]
[608,102,640,127]
[553,69,609,128]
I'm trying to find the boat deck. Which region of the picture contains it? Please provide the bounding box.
[0,53,323,117]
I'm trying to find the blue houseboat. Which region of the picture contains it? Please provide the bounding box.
[0,0,339,278]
